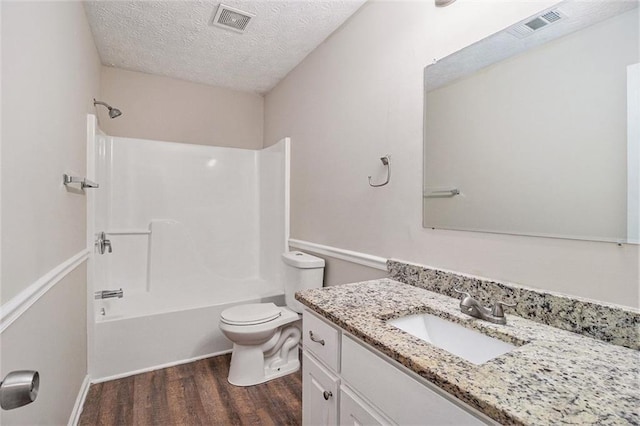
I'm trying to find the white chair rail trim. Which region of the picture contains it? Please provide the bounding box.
[288,239,388,271]
[0,249,90,333]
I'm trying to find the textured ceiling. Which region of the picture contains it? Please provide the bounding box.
[84,0,367,94]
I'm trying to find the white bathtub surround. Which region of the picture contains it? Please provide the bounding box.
[88,131,290,380]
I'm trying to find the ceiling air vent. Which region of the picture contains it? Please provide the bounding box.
[508,9,565,38]
[210,4,255,34]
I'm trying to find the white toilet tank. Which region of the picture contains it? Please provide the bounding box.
[282,251,325,313]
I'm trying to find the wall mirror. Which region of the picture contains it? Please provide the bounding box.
[423,0,639,243]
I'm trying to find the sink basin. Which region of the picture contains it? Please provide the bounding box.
[387,313,516,365]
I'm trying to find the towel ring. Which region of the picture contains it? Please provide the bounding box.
[368,155,391,187]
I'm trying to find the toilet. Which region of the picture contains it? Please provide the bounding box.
[219,251,325,386]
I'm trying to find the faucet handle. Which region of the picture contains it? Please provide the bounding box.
[453,288,476,307]
[491,300,517,317]
[453,288,471,299]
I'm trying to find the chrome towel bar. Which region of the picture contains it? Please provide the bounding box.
[424,188,460,197]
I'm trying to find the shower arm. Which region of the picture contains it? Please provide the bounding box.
[93,99,112,109]
[93,98,122,119]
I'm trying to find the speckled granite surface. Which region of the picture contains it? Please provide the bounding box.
[388,259,640,350]
[296,280,640,425]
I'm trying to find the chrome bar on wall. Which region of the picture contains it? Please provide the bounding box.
[423,188,460,198]
[104,229,152,235]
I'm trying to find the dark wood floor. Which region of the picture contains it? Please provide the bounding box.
[78,354,302,426]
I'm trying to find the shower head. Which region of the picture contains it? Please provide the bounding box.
[93,98,122,119]
[108,107,122,119]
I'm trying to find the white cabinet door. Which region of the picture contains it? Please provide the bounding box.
[339,385,390,426]
[303,351,339,426]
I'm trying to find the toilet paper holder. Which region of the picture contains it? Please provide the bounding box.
[0,371,39,410]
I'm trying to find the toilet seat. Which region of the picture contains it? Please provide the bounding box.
[221,303,282,326]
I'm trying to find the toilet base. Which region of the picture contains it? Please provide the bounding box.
[227,324,301,386]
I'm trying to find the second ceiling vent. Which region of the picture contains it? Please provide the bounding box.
[508,9,565,38]
[211,4,255,33]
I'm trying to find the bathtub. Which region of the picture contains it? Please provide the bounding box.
[92,278,285,381]
[87,131,291,381]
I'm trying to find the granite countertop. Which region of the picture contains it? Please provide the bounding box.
[296,279,640,425]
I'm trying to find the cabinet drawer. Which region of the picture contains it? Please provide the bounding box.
[303,352,339,426]
[303,310,340,371]
[341,334,487,425]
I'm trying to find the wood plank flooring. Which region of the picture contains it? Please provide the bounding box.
[78,354,302,426]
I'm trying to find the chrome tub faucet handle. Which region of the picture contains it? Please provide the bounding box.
[95,232,112,254]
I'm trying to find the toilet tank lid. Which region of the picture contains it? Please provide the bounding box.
[282,251,325,268]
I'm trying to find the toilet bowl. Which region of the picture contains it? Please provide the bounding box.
[220,303,301,386]
[219,251,325,386]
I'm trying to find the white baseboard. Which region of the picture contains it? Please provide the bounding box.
[91,349,233,384]
[68,374,91,426]
[288,239,388,271]
[1,249,90,333]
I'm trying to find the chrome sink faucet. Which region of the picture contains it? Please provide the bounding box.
[454,289,516,325]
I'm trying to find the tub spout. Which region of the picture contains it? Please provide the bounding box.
[94,288,124,299]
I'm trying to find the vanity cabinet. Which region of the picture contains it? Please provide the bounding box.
[341,333,486,425]
[302,352,339,426]
[302,309,494,426]
[302,309,341,426]
[339,385,389,426]
[303,308,341,371]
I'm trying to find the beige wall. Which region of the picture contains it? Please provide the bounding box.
[321,256,387,287]
[1,0,100,301]
[1,1,99,423]
[0,266,88,425]
[1,1,100,302]
[265,0,640,308]
[99,67,264,149]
